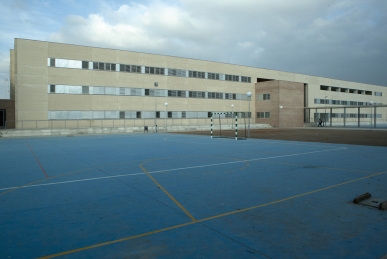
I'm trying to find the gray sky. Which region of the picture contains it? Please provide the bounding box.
[0,0,386,98]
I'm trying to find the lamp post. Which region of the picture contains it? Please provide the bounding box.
[324,96,328,127]
[231,104,234,129]
[370,101,373,129]
[246,92,252,137]
[279,105,283,128]
[154,82,158,133]
[165,102,168,132]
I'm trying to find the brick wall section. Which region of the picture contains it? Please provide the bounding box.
[255,80,304,128]
[0,99,16,129]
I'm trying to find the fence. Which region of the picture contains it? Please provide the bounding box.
[2,117,251,131]
[305,105,387,128]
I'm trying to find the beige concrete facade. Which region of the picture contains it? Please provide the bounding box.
[9,38,387,129]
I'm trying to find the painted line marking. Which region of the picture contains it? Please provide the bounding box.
[38,170,387,259]
[0,147,347,192]
[140,162,197,222]
[26,141,49,178]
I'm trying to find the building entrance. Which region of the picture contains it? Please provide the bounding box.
[0,109,5,129]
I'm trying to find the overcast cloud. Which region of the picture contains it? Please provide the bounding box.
[0,0,386,98]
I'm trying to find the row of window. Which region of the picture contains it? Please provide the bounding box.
[48,111,251,120]
[47,85,251,100]
[48,58,252,83]
[320,85,383,96]
[314,99,382,106]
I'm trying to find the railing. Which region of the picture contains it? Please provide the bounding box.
[2,117,251,131]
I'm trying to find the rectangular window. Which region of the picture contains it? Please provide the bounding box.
[111,64,116,71]
[208,112,212,118]
[93,62,98,70]
[208,73,220,80]
[82,86,89,94]
[145,66,164,75]
[50,58,55,67]
[105,63,111,71]
[257,112,270,118]
[182,111,186,118]
[82,61,88,69]
[136,111,141,118]
[168,111,172,118]
[241,76,251,83]
[156,111,160,118]
[189,71,205,78]
[119,111,125,119]
[341,101,348,105]
[314,99,320,104]
[50,85,55,93]
[375,92,382,96]
[98,62,104,70]
[145,89,150,96]
[263,94,270,100]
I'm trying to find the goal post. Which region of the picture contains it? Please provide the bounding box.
[210,112,246,140]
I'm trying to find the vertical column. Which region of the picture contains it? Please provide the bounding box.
[358,107,360,128]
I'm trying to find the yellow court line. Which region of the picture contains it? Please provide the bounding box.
[139,162,197,222]
[38,170,387,259]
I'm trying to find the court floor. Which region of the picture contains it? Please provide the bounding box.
[0,133,386,259]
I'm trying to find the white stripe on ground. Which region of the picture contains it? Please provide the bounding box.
[0,147,347,192]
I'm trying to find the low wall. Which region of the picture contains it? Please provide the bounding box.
[0,124,271,138]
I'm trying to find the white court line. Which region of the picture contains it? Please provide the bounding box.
[0,147,347,192]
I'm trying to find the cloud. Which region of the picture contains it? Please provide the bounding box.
[0,0,386,88]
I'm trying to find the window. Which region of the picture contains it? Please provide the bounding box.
[257,112,270,118]
[182,111,186,118]
[331,100,340,105]
[241,76,251,83]
[119,111,125,119]
[350,101,357,106]
[208,72,220,80]
[263,94,270,100]
[50,85,55,93]
[375,92,382,96]
[189,91,205,98]
[189,71,205,78]
[320,85,329,91]
[168,68,186,77]
[145,89,150,96]
[156,111,160,118]
[98,62,105,70]
[341,101,348,105]
[168,111,172,118]
[82,86,89,94]
[145,66,164,75]
[208,112,212,118]
[168,90,186,97]
[225,74,239,82]
[208,92,223,99]
[82,61,88,69]
[225,93,236,100]
[50,58,55,67]
[136,112,141,118]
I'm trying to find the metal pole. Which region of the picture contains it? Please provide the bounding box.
[344,107,346,127]
[330,108,332,127]
[358,107,360,128]
[374,106,376,128]
[211,115,213,138]
[219,114,221,138]
[248,100,251,137]
[235,115,238,140]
